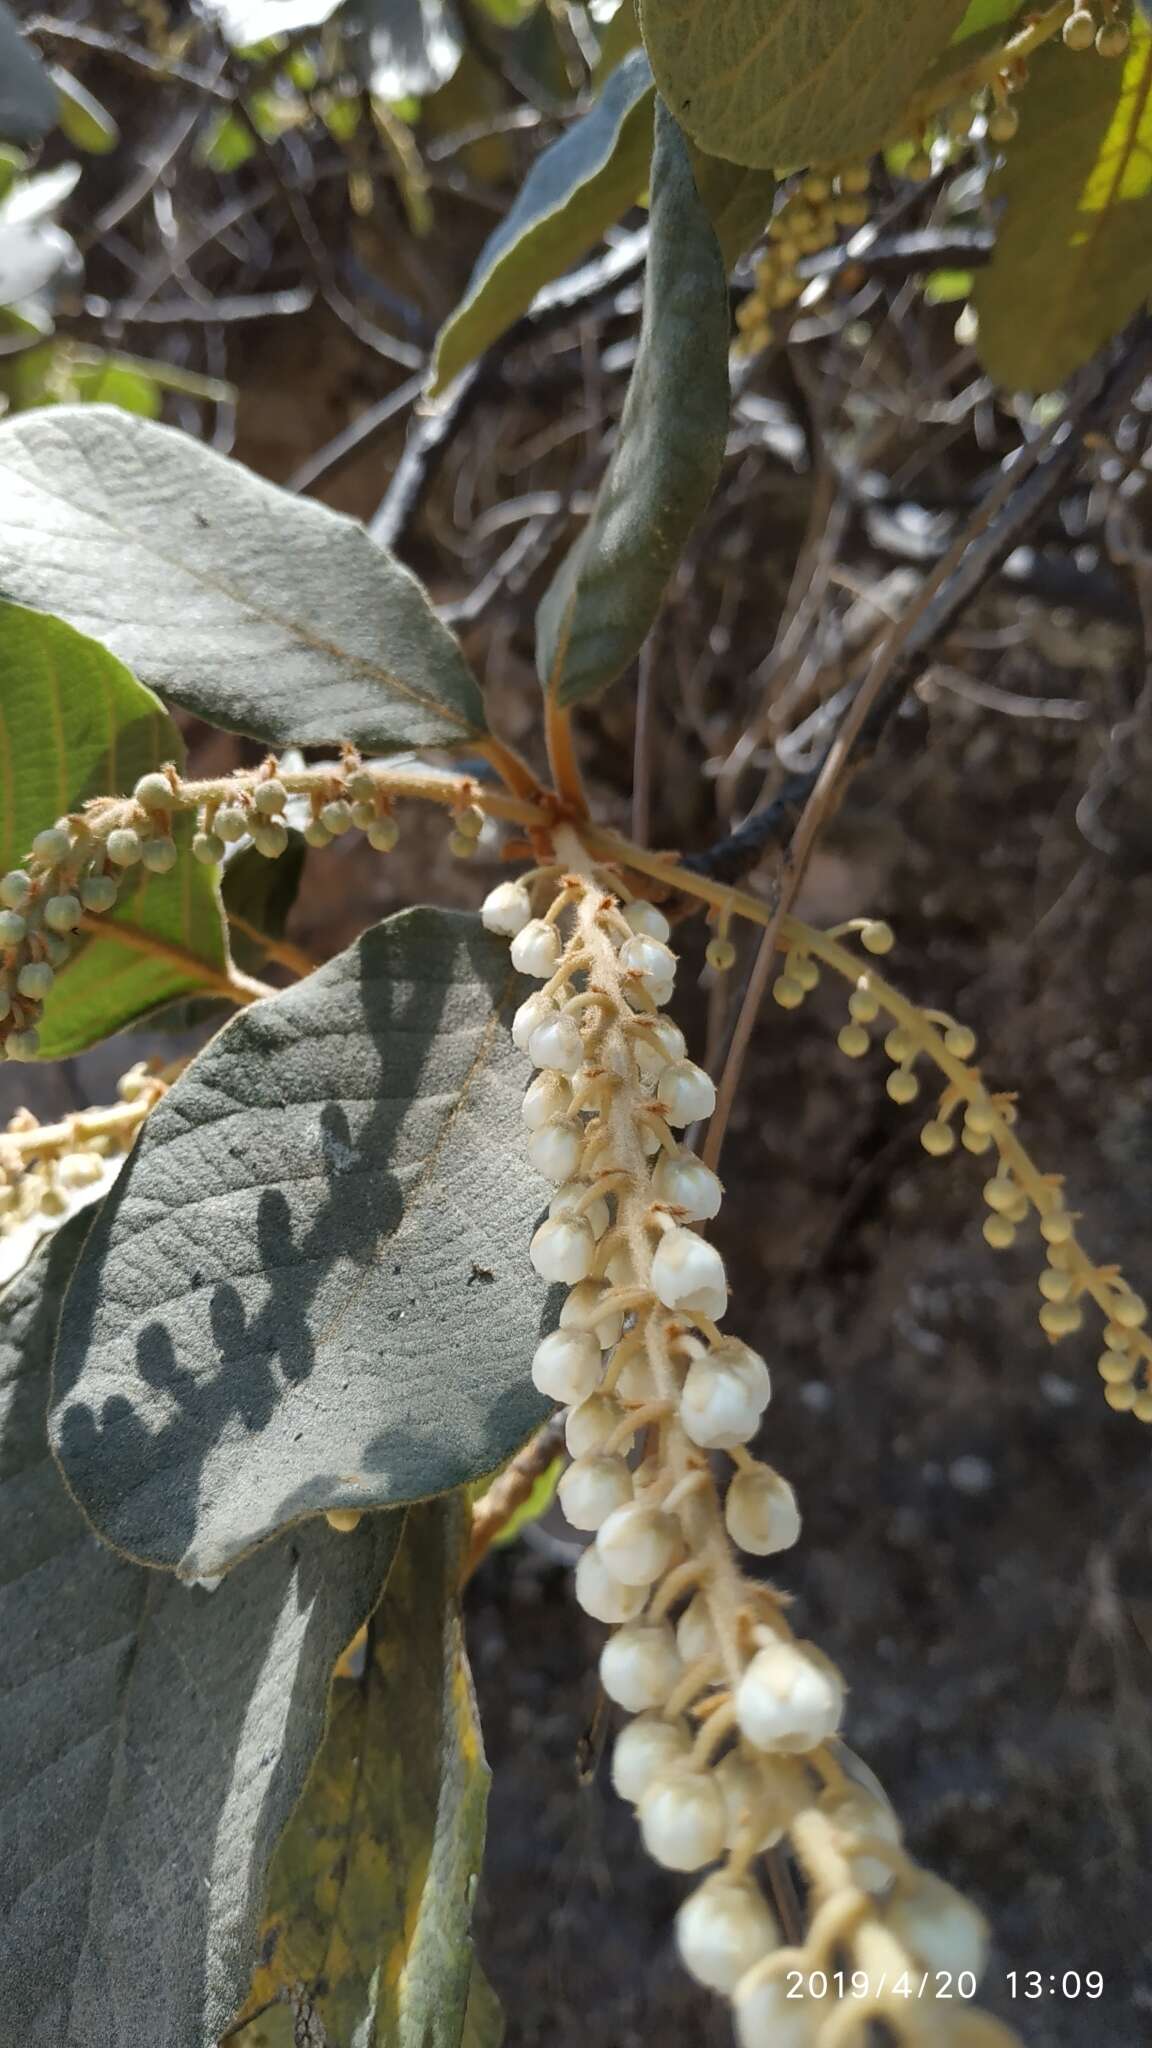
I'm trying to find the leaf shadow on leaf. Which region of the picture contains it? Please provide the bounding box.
[1,1214,402,2048]
[50,910,556,1579]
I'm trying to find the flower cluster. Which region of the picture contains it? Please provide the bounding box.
[0,1059,172,1244]
[483,864,1018,2048]
[770,917,1152,1423]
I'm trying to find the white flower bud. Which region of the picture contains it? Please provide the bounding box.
[676,1874,779,1993]
[709,1338,771,1408]
[512,991,556,1053]
[599,1620,682,1711]
[614,1351,655,1402]
[610,1712,692,1803]
[43,893,82,933]
[734,1968,822,2048]
[530,1327,601,1403]
[884,1874,989,1981]
[715,1750,788,1852]
[575,1545,648,1624]
[134,771,174,810]
[253,778,287,815]
[651,1229,728,1320]
[510,917,562,978]
[681,1356,764,1450]
[823,1785,901,1895]
[482,880,533,936]
[675,1594,716,1665]
[559,1280,623,1348]
[528,1013,583,1074]
[631,1015,687,1081]
[31,826,72,866]
[521,1069,572,1128]
[652,1150,723,1221]
[736,1640,844,1753]
[597,1501,680,1586]
[657,1060,717,1126]
[558,1453,633,1531]
[620,933,677,994]
[638,1768,727,1871]
[643,974,676,1011]
[565,1392,624,1458]
[527,1117,585,1184]
[725,1467,800,1556]
[623,900,671,942]
[530,1214,596,1283]
[549,1180,609,1239]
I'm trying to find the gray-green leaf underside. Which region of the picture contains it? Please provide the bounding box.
[0,1215,402,2048]
[50,908,553,1580]
[0,1,58,143]
[637,0,970,169]
[429,50,654,394]
[0,406,486,752]
[536,101,730,708]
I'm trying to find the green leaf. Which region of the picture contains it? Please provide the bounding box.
[226,1496,498,2048]
[0,406,488,752]
[0,2,58,143]
[0,1214,403,2048]
[686,137,777,267]
[50,68,120,153]
[0,601,230,1058]
[50,907,552,1580]
[429,51,654,395]
[973,26,1152,391]
[637,0,970,169]
[951,0,1020,38]
[536,101,730,709]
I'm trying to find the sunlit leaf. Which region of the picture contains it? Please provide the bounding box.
[637,0,969,168]
[536,102,730,707]
[50,907,552,1579]
[0,1215,403,2048]
[0,406,488,752]
[227,1496,499,2048]
[50,68,120,153]
[973,24,1152,390]
[429,51,653,394]
[0,601,230,1057]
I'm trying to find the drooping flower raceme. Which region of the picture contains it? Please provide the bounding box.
[482,865,1020,2048]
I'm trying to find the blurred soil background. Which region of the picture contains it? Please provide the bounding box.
[5,2,1152,2039]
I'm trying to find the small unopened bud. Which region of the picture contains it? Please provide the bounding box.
[303,819,332,849]
[527,1117,585,1185]
[638,1768,728,1871]
[549,1180,609,1239]
[253,778,287,815]
[106,829,143,867]
[715,1751,787,1852]
[623,900,671,942]
[631,1014,688,1080]
[31,827,72,867]
[512,992,557,1054]
[884,1873,989,1980]
[324,1507,363,1533]
[706,936,736,973]
[320,799,352,836]
[651,1228,728,1320]
[530,1214,596,1284]
[860,919,894,955]
[610,1712,692,1803]
[1096,19,1130,56]
[565,1392,624,1458]
[521,1069,572,1128]
[0,910,27,947]
[511,918,562,978]
[559,1279,623,1348]
[657,1060,717,1127]
[43,893,82,933]
[80,875,118,913]
[140,838,178,875]
[676,1874,779,1993]
[599,1620,682,1711]
[681,1354,765,1450]
[530,1327,601,1403]
[652,1150,723,1221]
[597,1501,680,1587]
[5,1027,40,1061]
[251,821,288,860]
[620,932,677,995]
[17,962,53,1001]
[133,771,175,811]
[574,1545,647,1623]
[214,805,249,844]
[1063,6,1095,46]
[558,1454,633,1531]
[481,880,533,937]
[736,1639,844,1752]
[368,816,400,853]
[528,1013,583,1075]
[0,872,31,911]
[725,1467,800,1556]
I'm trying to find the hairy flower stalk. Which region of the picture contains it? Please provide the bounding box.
[486,860,1020,2048]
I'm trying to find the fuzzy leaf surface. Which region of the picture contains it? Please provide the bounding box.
[0,406,487,751]
[228,1496,500,2048]
[50,907,552,1579]
[429,51,653,393]
[536,102,729,708]
[685,140,777,266]
[0,1216,402,2048]
[0,2,58,142]
[0,600,230,1056]
[638,0,969,169]
[974,28,1152,390]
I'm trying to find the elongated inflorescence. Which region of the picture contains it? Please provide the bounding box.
[483,859,1020,2048]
